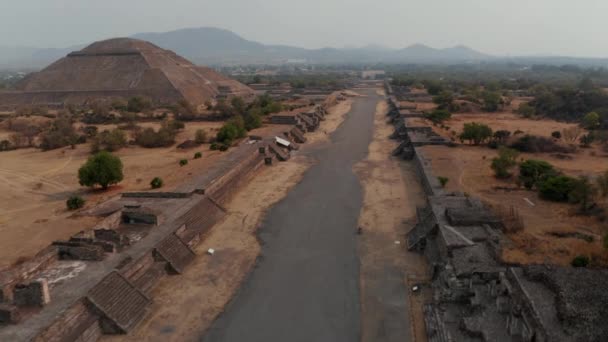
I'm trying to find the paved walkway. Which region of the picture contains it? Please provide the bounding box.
[202,90,379,342]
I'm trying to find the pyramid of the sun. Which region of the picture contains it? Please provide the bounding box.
[0,38,254,107]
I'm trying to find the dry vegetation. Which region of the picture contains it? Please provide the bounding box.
[418,107,608,267]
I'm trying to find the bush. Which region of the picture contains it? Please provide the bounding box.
[179,159,188,166]
[491,147,519,178]
[194,152,202,159]
[66,196,85,210]
[219,144,229,151]
[40,115,79,150]
[134,127,177,148]
[437,176,449,188]
[150,177,163,189]
[459,122,492,145]
[510,134,572,153]
[568,176,597,211]
[519,160,557,189]
[551,131,562,139]
[426,109,451,124]
[539,175,578,202]
[78,151,124,189]
[571,255,589,268]
[127,96,151,113]
[210,142,219,151]
[194,129,207,144]
[91,129,127,153]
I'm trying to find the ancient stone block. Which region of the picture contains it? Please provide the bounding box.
[13,279,50,307]
[0,304,20,324]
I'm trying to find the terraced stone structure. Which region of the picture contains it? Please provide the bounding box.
[385,90,608,342]
[0,110,328,341]
[0,38,254,108]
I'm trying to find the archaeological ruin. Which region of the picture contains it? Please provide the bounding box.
[385,84,608,342]
[0,38,254,108]
[0,99,334,341]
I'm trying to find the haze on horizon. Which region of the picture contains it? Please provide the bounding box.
[1,0,606,58]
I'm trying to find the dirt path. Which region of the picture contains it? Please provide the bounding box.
[354,98,430,342]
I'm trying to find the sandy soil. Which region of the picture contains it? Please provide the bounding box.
[105,98,353,341]
[106,155,314,342]
[0,122,233,268]
[442,112,580,139]
[305,98,353,145]
[355,100,429,342]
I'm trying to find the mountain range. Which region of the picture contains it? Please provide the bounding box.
[1,27,607,69]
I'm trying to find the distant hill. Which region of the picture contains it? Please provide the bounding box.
[1,26,608,69]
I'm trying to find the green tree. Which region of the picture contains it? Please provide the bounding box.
[78,151,124,189]
[433,91,454,110]
[426,109,451,124]
[569,176,597,211]
[491,147,519,178]
[519,160,557,189]
[582,112,600,130]
[459,122,493,145]
[539,175,578,202]
[517,103,536,118]
[127,96,151,113]
[482,91,502,112]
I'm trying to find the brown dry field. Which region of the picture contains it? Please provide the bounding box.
[417,112,608,266]
[355,99,429,342]
[0,120,278,269]
[105,98,351,341]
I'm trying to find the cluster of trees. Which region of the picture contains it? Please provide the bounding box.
[240,74,348,90]
[491,154,608,214]
[212,95,283,150]
[134,119,183,148]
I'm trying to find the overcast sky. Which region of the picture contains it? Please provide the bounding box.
[0,0,606,57]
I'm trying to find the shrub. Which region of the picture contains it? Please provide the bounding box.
[244,111,262,130]
[568,176,597,211]
[66,196,85,210]
[519,160,557,189]
[571,255,589,268]
[179,159,188,166]
[510,134,571,153]
[210,142,219,151]
[78,151,124,189]
[134,126,177,148]
[150,177,163,189]
[194,129,207,144]
[40,115,79,150]
[459,122,492,145]
[127,96,151,113]
[551,131,562,139]
[491,147,519,178]
[539,175,578,202]
[437,176,449,188]
[194,152,202,159]
[91,129,127,153]
[492,130,511,145]
[582,112,600,130]
[219,144,229,151]
[426,109,451,124]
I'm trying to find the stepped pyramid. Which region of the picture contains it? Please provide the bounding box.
[1,38,253,107]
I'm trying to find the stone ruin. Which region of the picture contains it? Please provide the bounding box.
[0,104,329,340]
[407,189,608,342]
[383,88,608,341]
[0,38,254,108]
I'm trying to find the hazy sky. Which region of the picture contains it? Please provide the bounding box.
[1,0,606,57]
